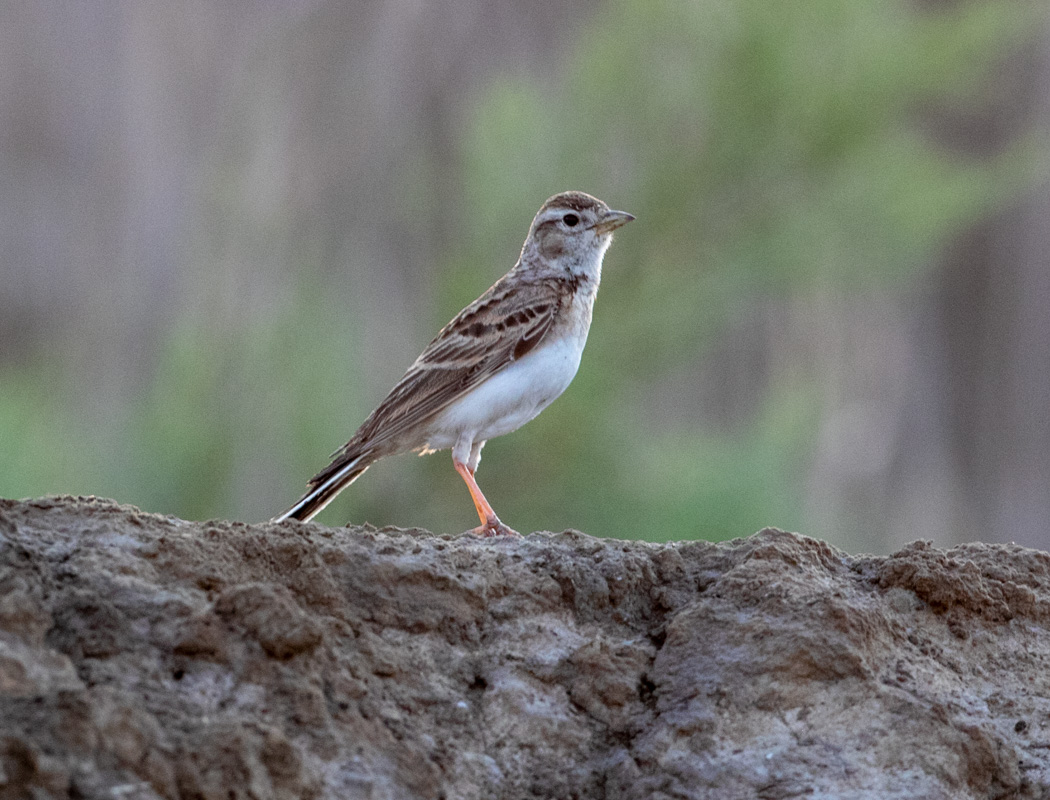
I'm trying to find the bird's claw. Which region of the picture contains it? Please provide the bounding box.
[471,520,521,538]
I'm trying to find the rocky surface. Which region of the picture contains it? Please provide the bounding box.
[2,496,1050,799]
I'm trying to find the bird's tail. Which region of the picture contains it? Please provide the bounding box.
[271,450,374,523]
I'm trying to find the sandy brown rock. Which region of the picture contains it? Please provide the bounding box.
[0,495,1048,799]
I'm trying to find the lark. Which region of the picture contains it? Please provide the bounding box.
[273,191,634,535]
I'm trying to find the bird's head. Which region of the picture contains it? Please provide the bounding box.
[522,191,634,278]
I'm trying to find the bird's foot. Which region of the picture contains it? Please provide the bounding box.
[471,519,521,538]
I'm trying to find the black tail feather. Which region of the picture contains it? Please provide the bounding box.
[272,454,372,522]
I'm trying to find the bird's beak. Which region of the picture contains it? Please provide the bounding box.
[592,209,635,235]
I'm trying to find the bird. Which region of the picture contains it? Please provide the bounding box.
[272,191,634,535]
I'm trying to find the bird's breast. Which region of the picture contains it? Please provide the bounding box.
[426,323,589,447]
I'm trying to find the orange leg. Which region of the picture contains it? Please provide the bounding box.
[453,460,520,537]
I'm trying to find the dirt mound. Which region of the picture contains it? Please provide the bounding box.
[1,495,1048,799]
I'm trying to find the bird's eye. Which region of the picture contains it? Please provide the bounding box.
[563,213,580,227]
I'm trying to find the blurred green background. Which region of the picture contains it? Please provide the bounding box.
[2,0,1048,552]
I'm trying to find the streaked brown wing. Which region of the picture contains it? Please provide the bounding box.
[351,276,563,449]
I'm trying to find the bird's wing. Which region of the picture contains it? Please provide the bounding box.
[348,275,564,451]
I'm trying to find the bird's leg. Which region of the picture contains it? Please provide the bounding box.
[453,459,520,537]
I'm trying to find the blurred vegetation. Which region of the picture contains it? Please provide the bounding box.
[436,0,1041,540]
[0,0,1043,542]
